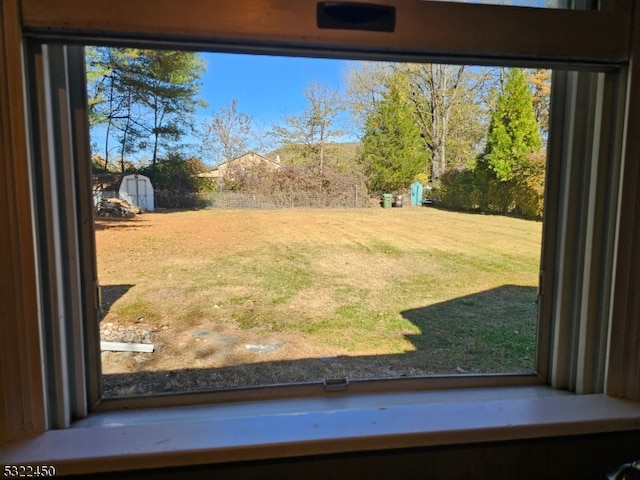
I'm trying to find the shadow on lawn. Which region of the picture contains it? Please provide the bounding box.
[101,284,537,398]
[400,284,537,370]
[99,284,134,321]
[94,217,151,231]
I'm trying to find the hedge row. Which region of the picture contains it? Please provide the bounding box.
[434,152,545,220]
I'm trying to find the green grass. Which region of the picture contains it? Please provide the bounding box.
[98,207,542,376]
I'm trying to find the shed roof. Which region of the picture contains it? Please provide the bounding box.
[93,173,153,191]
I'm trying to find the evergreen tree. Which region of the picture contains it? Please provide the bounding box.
[86,47,144,171]
[346,62,491,181]
[86,48,207,166]
[361,76,428,194]
[127,50,207,164]
[483,68,542,181]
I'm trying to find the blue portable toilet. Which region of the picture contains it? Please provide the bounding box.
[411,181,424,206]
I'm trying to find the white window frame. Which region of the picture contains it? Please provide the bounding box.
[3,0,640,475]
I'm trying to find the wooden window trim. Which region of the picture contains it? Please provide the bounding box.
[2,0,640,450]
[20,0,633,66]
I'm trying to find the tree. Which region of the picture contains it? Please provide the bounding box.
[345,62,490,180]
[87,48,207,166]
[139,152,206,193]
[270,81,344,173]
[86,47,145,171]
[526,68,552,139]
[483,68,542,182]
[139,153,210,209]
[360,75,428,194]
[202,99,252,164]
[127,50,207,164]
[403,64,492,180]
[344,61,395,130]
[442,77,490,170]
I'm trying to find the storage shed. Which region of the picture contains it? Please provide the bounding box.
[93,173,155,212]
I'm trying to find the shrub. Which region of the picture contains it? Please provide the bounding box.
[154,190,210,209]
[435,152,545,220]
[214,161,370,209]
[139,153,211,209]
[436,166,480,211]
[511,151,545,219]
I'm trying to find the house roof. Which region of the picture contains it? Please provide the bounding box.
[206,151,280,172]
[197,152,281,178]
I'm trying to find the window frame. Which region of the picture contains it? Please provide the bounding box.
[3,0,640,472]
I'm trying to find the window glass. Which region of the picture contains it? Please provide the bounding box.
[88,49,548,397]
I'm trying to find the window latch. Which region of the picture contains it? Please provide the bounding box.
[317,2,395,32]
[323,378,349,392]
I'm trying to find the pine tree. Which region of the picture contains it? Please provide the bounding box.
[87,48,207,166]
[127,50,207,164]
[484,68,542,182]
[361,75,428,194]
[86,47,144,171]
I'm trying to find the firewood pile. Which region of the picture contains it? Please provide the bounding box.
[95,198,141,218]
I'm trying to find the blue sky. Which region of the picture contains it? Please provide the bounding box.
[198,52,354,150]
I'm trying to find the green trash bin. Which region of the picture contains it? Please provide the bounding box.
[383,193,392,209]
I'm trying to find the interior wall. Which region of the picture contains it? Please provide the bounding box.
[63,430,640,479]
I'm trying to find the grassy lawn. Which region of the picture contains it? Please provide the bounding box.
[96,206,542,394]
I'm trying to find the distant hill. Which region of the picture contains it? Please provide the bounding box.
[267,142,362,167]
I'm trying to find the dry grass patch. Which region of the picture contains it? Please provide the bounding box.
[96,207,541,396]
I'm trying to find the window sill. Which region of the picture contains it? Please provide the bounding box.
[3,386,640,476]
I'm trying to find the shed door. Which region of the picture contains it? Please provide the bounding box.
[126,177,148,210]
